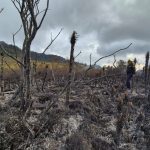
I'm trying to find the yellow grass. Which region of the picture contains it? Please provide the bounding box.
[2,57,69,73]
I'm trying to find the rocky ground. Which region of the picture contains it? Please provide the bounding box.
[0,76,150,150]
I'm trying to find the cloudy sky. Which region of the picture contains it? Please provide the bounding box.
[0,0,149,66]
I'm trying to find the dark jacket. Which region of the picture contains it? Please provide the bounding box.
[127,64,135,75]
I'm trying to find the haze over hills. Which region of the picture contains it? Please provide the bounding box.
[0,41,66,63]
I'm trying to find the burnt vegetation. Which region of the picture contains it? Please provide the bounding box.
[0,1,150,150]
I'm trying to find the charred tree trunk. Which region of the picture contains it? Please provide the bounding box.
[0,52,4,94]
[51,64,56,83]
[66,31,77,105]
[42,65,48,91]
[24,44,31,108]
[12,0,49,111]
[20,41,31,110]
[32,61,37,86]
[145,52,149,93]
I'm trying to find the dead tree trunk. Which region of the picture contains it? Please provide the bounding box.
[66,31,77,105]
[21,42,31,109]
[0,52,4,94]
[12,0,49,111]
[51,64,56,83]
[148,66,150,86]
[42,65,48,91]
[145,52,149,93]
[32,61,37,86]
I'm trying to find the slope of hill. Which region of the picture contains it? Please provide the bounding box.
[0,41,66,63]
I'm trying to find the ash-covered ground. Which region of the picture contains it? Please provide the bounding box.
[0,76,150,150]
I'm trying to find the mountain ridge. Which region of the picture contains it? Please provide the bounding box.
[0,41,66,63]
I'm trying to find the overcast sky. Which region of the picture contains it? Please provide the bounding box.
[0,0,149,66]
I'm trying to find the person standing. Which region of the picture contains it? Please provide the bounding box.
[126,59,136,90]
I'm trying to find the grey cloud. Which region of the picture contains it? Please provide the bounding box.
[42,0,116,33]
[97,39,150,56]
[0,0,149,65]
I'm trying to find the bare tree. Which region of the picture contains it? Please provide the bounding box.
[0,9,4,91]
[74,51,82,60]
[0,52,4,94]
[42,28,63,54]
[113,54,117,68]
[85,43,132,73]
[134,58,137,65]
[66,31,78,104]
[145,52,149,93]
[12,25,22,61]
[11,0,50,110]
[41,64,48,91]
